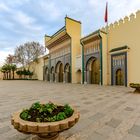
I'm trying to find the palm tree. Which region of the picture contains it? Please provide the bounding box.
[11,64,17,79]
[6,64,11,79]
[0,66,6,79]
[1,64,12,79]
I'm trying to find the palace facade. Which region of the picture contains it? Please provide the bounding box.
[43,10,140,86]
[44,17,81,84]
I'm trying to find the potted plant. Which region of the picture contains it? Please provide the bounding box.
[130,83,140,93]
[11,102,80,140]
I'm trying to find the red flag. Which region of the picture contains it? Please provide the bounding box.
[104,2,108,23]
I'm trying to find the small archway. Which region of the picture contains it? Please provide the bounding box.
[115,69,124,85]
[86,57,100,84]
[55,61,63,82]
[64,63,71,83]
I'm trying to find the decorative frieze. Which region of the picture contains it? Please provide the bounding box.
[51,46,70,59]
[84,40,100,55]
[112,55,125,67]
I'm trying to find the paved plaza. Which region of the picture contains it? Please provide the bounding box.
[0,80,140,140]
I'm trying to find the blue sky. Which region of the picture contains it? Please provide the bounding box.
[0,0,140,66]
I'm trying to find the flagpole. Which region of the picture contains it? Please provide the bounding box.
[107,19,109,85]
[106,2,109,85]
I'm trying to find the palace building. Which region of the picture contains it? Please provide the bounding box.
[44,17,81,84]
[43,10,140,86]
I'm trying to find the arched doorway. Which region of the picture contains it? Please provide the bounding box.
[55,61,63,82]
[116,69,124,85]
[51,67,55,82]
[86,57,100,84]
[64,63,71,83]
[45,67,49,81]
[111,53,127,86]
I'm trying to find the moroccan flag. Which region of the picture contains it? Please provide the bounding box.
[104,2,108,23]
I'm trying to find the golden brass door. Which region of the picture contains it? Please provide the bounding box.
[91,59,100,84]
[116,69,124,85]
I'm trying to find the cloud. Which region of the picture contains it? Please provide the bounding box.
[0,0,140,64]
[0,0,30,7]
[15,11,35,25]
[11,11,43,34]
[39,1,62,21]
[0,3,10,12]
[0,2,44,42]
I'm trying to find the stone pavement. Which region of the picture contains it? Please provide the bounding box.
[0,80,140,140]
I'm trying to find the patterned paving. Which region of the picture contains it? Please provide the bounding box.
[0,80,140,140]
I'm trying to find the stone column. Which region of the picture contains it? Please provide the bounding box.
[84,70,87,84]
[44,74,46,81]
[52,73,55,82]
[63,72,66,83]
[55,73,57,83]
[99,69,101,85]
[81,72,83,84]
[46,74,48,82]
[49,74,51,83]
[50,74,52,83]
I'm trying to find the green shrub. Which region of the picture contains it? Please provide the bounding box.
[130,83,140,88]
[20,102,74,122]
[16,69,33,79]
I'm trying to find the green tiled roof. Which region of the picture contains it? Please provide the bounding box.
[110,46,129,52]
[51,26,65,38]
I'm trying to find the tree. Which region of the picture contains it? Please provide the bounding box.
[6,64,11,79]
[14,41,45,68]
[5,54,15,64]
[0,66,6,80]
[4,54,17,80]
[1,64,11,79]
[16,70,23,79]
[16,69,33,79]
[1,64,17,80]
[11,64,17,79]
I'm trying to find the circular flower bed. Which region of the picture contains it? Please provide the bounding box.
[11,102,80,140]
[130,83,140,93]
[20,102,74,122]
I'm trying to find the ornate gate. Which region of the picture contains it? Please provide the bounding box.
[111,52,127,86]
